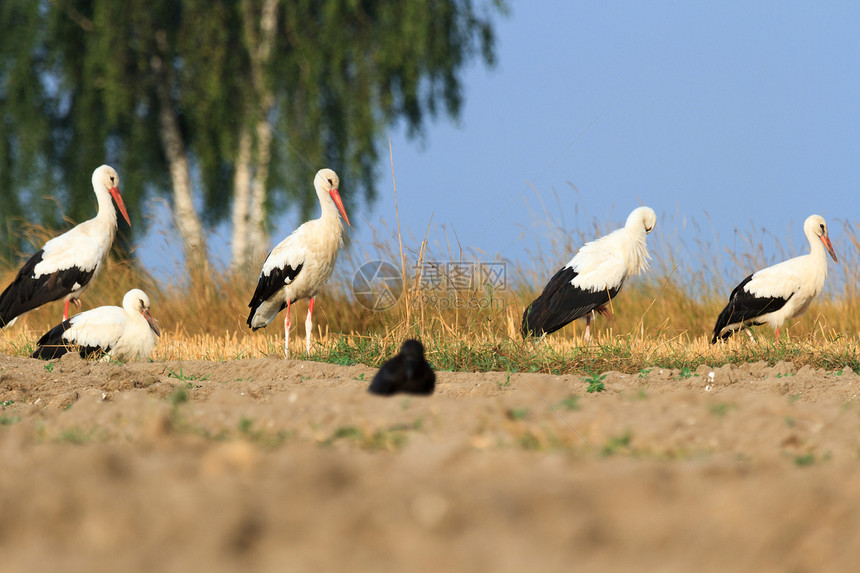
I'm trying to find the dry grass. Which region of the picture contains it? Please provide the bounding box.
[2,204,859,373]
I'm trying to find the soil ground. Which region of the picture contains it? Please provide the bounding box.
[2,352,860,572]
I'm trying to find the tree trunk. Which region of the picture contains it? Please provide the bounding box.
[247,115,273,264]
[152,31,209,277]
[156,97,208,274]
[230,0,279,271]
[230,127,253,270]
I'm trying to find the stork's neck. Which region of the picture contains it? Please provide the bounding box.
[94,186,119,231]
[625,228,651,277]
[317,187,343,229]
[807,230,829,274]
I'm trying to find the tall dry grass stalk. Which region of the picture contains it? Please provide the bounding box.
[1,191,858,370]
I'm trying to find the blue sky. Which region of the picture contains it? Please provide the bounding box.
[142,1,860,290]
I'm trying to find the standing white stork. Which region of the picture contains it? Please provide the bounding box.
[31,288,160,361]
[522,206,657,339]
[0,165,130,327]
[711,214,837,343]
[246,168,350,358]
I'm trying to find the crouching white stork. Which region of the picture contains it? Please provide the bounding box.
[711,214,837,343]
[522,206,657,339]
[0,165,130,327]
[247,168,350,358]
[31,289,160,361]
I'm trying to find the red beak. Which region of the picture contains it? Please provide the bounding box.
[142,308,161,337]
[109,186,131,226]
[820,235,838,263]
[329,188,350,227]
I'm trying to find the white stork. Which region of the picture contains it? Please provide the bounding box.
[711,214,837,343]
[0,165,130,327]
[522,206,657,339]
[246,168,350,358]
[31,288,160,361]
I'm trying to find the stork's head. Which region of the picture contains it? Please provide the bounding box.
[626,206,657,234]
[123,289,161,336]
[93,165,130,226]
[804,214,837,263]
[315,168,350,227]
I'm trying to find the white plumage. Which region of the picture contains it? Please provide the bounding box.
[0,165,130,327]
[711,214,837,343]
[522,206,657,339]
[32,289,160,361]
[247,168,350,358]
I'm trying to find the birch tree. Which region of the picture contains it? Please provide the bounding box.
[231,0,280,271]
[0,0,505,273]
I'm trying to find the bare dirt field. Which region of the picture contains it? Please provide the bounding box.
[2,352,860,572]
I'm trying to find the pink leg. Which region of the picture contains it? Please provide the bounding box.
[283,299,291,359]
[305,298,315,354]
[584,312,592,341]
[63,299,70,321]
[775,326,780,342]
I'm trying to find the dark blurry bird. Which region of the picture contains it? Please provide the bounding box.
[368,339,435,396]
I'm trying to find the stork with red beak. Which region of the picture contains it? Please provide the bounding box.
[247,168,350,358]
[0,165,130,327]
[711,214,838,343]
[32,289,160,361]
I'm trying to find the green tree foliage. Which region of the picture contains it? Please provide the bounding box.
[271,0,502,219]
[0,1,62,247]
[0,0,504,267]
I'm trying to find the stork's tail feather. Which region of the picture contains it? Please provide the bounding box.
[0,292,21,328]
[33,344,108,360]
[246,300,287,331]
[32,344,71,360]
[521,300,547,338]
[521,304,534,338]
[32,321,74,359]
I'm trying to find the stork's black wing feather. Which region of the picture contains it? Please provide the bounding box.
[246,263,303,328]
[0,250,94,327]
[522,267,622,337]
[710,275,792,343]
[31,319,73,359]
[32,319,109,360]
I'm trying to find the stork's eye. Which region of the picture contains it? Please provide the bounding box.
[327,178,333,186]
